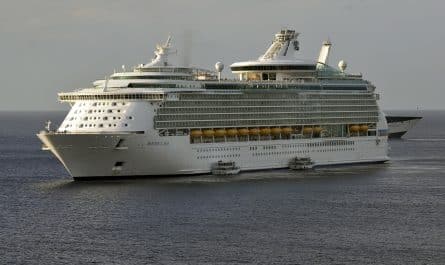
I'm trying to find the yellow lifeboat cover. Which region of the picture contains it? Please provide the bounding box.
[191,130,203,137]
[214,129,226,137]
[303,127,313,134]
[203,129,215,137]
[238,128,249,136]
[282,127,293,134]
[349,125,360,132]
[271,128,282,135]
[249,128,260,135]
[227,129,238,136]
[260,128,271,135]
[313,127,323,134]
[359,125,369,132]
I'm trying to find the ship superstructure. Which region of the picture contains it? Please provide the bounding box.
[38,29,389,179]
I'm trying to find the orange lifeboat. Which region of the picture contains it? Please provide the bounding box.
[260,128,271,136]
[191,129,203,138]
[249,128,260,135]
[360,125,369,132]
[302,127,313,135]
[238,128,249,136]
[203,129,215,137]
[282,127,293,135]
[349,125,360,133]
[227,128,238,137]
[271,127,282,135]
[313,127,323,134]
[214,129,226,137]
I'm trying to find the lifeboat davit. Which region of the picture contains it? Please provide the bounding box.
[191,129,203,138]
[249,128,260,135]
[260,128,271,136]
[349,125,360,133]
[360,125,369,132]
[282,127,293,135]
[227,128,238,137]
[203,129,215,137]
[238,128,249,136]
[214,129,226,137]
[271,127,282,135]
[303,127,313,135]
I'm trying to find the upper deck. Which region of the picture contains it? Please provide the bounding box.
[58,29,374,103]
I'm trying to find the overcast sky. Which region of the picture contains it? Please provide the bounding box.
[1,0,443,111]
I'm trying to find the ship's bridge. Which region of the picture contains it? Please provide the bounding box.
[231,60,318,81]
[92,36,216,89]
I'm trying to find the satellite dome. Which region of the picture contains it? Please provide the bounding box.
[215,62,224,72]
[338,60,347,72]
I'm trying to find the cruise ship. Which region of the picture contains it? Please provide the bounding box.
[38,29,389,179]
[386,115,422,138]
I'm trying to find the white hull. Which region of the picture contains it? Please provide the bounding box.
[38,131,388,179]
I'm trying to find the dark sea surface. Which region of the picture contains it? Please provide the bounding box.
[0,110,444,264]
